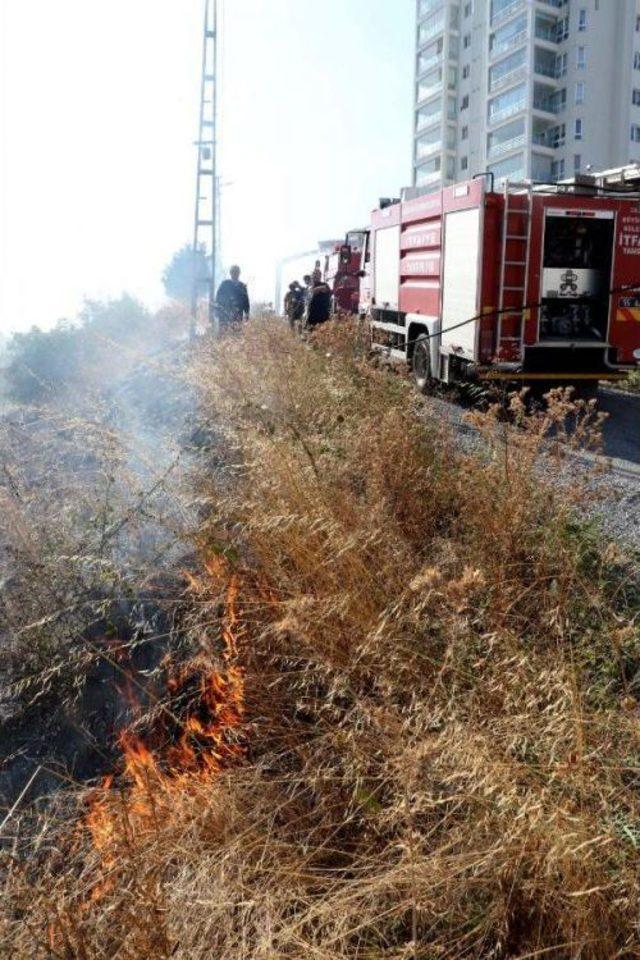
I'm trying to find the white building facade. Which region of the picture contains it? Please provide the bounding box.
[413,0,640,191]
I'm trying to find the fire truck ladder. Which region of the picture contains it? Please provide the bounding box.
[190,0,219,337]
[496,181,533,362]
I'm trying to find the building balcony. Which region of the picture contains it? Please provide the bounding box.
[416,81,443,105]
[534,24,559,44]
[418,0,444,19]
[488,100,527,125]
[533,98,561,116]
[417,16,445,47]
[533,63,560,82]
[531,134,555,155]
[415,139,443,161]
[487,132,526,160]
[490,0,527,29]
[532,153,553,181]
[489,30,528,60]
[416,112,443,134]
[533,81,564,115]
[489,64,527,93]
[416,52,443,78]
[415,168,443,188]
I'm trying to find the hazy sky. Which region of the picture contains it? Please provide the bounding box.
[0,0,414,333]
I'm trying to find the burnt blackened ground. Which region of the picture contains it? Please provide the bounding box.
[0,338,205,818]
[0,595,177,824]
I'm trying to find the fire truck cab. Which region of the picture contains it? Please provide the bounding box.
[365,169,640,390]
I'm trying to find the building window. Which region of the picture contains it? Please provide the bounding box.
[576,46,586,69]
[556,16,569,42]
[415,155,443,187]
[487,117,525,158]
[635,51,640,70]
[575,118,583,140]
[463,33,471,48]
[550,123,566,148]
[415,125,444,159]
[416,98,443,131]
[574,154,581,173]
[417,66,445,103]
[578,9,587,31]
[417,37,444,76]
[551,158,566,180]
[461,156,468,171]
[631,124,640,142]
[418,9,446,46]
[636,14,640,31]
[550,87,567,113]
[418,0,444,15]
[462,64,470,78]
[460,94,469,110]
[464,1,472,16]
[556,52,568,77]
[633,89,640,106]
[461,124,469,140]
[575,81,585,104]
[490,15,527,58]
[487,151,526,184]
[488,82,526,124]
[490,47,526,90]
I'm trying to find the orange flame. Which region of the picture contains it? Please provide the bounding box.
[83,557,246,905]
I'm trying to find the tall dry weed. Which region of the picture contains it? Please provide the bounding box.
[2,317,639,959]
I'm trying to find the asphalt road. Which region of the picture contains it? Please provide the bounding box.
[598,389,640,467]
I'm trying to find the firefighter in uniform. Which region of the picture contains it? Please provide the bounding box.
[215,265,250,330]
[284,281,306,330]
[305,278,332,328]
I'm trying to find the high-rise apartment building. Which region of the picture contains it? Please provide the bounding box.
[413,0,640,192]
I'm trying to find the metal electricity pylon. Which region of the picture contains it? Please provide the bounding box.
[190,0,218,336]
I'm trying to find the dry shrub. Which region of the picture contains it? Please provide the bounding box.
[3,317,640,959]
[621,367,640,395]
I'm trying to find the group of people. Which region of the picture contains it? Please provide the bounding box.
[284,261,333,332]
[213,260,333,333]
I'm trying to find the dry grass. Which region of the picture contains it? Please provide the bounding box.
[620,368,640,395]
[2,317,640,959]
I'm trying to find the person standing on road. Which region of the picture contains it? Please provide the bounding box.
[215,265,250,330]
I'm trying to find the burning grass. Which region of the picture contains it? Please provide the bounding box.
[2,317,640,959]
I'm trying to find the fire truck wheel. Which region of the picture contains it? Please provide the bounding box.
[412,334,432,393]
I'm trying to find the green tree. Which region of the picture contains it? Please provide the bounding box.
[162,244,210,304]
[4,295,151,404]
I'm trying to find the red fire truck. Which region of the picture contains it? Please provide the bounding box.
[360,170,640,390]
[323,230,367,314]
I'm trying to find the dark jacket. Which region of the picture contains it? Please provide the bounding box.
[284,287,305,324]
[215,279,250,326]
[306,283,332,327]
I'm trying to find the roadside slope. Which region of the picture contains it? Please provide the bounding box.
[3,318,640,960]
